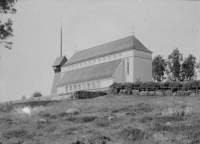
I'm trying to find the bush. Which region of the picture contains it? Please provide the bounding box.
[120,127,145,142]
[108,80,200,96]
[0,102,13,112]
[22,95,26,100]
[169,81,183,92]
[124,82,133,95]
[32,91,42,97]
[74,90,107,99]
[2,128,29,139]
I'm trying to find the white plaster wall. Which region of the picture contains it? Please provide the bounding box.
[61,72,65,78]
[133,50,152,82]
[57,86,66,94]
[56,77,113,94]
[101,78,113,88]
[134,50,152,59]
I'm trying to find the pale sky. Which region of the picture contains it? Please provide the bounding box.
[0,0,200,102]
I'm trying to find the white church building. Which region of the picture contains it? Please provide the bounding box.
[51,35,153,94]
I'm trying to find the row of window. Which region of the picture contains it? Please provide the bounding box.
[66,81,101,92]
[67,53,123,70]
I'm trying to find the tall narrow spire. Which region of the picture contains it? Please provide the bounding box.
[60,17,62,57]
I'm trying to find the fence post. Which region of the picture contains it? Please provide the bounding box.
[171,87,172,96]
[196,86,198,95]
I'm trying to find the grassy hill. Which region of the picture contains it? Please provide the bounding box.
[1,94,200,144]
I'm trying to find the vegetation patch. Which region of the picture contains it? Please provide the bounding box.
[66,115,98,123]
[1,95,200,143]
[2,128,29,139]
[120,126,145,143]
[94,117,112,127]
[38,111,57,119]
[134,103,154,114]
[0,117,16,125]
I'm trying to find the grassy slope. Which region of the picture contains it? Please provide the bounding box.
[1,95,200,144]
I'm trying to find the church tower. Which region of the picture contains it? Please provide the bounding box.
[51,23,67,95]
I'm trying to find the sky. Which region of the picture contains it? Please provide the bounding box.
[0,0,200,102]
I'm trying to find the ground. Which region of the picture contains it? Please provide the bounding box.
[1,95,200,144]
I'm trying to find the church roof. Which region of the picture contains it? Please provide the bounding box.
[63,35,152,67]
[52,56,67,67]
[56,59,122,86]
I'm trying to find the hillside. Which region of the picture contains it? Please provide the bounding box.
[1,95,200,144]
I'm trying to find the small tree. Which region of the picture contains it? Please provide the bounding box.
[166,48,183,81]
[152,55,166,82]
[22,95,26,100]
[32,91,42,97]
[181,54,197,81]
[0,0,17,49]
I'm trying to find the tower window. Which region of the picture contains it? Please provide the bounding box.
[66,87,68,93]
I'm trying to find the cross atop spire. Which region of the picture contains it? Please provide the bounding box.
[132,25,135,34]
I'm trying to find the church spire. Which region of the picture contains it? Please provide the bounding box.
[60,17,62,57]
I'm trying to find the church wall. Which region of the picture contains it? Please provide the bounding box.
[56,77,113,94]
[57,86,66,94]
[51,73,61,95]
[133,50,152,82]
[113,59,126,83]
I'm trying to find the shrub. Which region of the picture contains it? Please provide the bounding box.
[120,127,145,142]
[169,81,183,92]
[190,80,200,91]
[74,90,107,99]
[32,91,42,97]
[182,82,191,91]
[2,128,28,139]
[94,117,111,127]
[109,82,124,94]
[66,115,97,123]
[108,80,200,95]
[124,82,133,94]
[22,95,26,100]
[0,102,13,112]
[134,81,143,90]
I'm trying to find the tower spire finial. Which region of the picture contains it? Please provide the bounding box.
[60,17,62,57]
[132,25,135,34]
